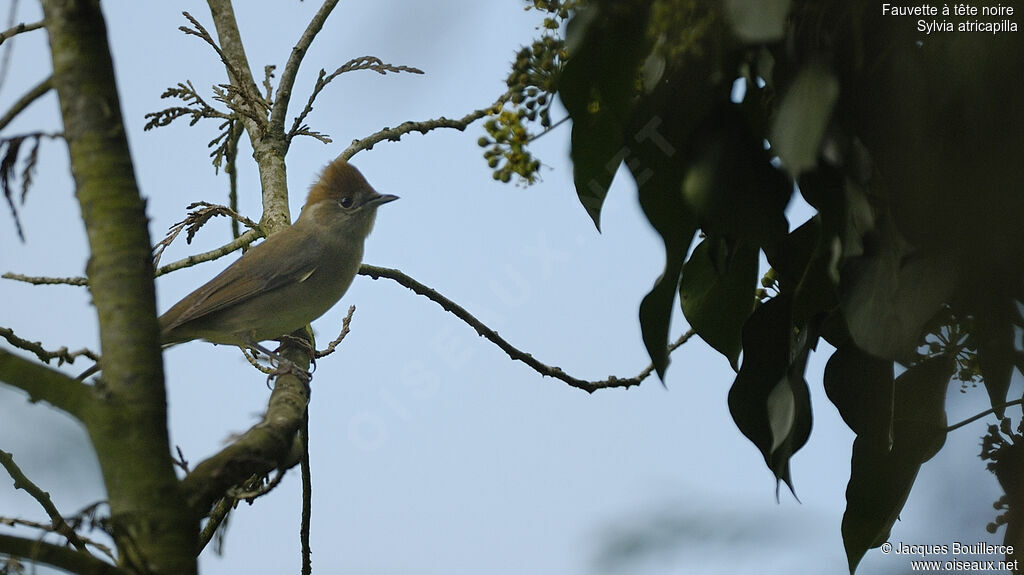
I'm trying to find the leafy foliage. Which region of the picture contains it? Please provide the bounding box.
[499,0,1024,570]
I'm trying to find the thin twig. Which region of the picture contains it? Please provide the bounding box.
[288,56,425,143]
[1,272,86,286]
[315,305,355,359]
[155,228,261,277]
[946,399,1024,432]
[300,412,312,575]
[0,516,114,561]
[152,201,260,267]
[340,92,509,161]
[0,449,89,552]
[179,11,268,128]
[0,326,98,365]
[359,264,694,393]
[197,497,233,553]
[270,0,341,133]
[0,75,51,132]
[229,470,286,501]
[3,228,260,287]
[4,228,261,287]
[0,20,42,47]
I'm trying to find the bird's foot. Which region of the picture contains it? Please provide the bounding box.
[275,335,317,373]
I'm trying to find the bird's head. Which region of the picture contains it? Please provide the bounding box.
[299,159,398,238]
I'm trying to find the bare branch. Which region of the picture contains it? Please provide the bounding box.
[288,56,425,143]
[1,272,87,286]
[340,93,507,161]
[0,20,43,47]
[0,326,98,366]
[359,264,694,392]
[3,227,261,287]
[197,496,232,553]
[315,305,355,358]
[0,449,89,552]
[179,11,267,130]
[152,201,260,267]
[155,228,261,277]
[143,80,232,131]
[0,533,122,575]
[179,349,310,513]
[299,416,311,575]
[0,515,114,561]
[270,0,341,133]
[0,349,92,423]
[0,75,52,132]
[947,398,1024,432]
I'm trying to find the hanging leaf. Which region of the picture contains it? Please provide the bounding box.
[842,354,954,573]
[841,213,956,361]
[682,105,791,250]
[974,298,1017,418]
[723,0,791,43]
[728,294,814,492]
[634,130,697,380]
[771,61,839,177]
[824,344,894,449]
[559,4,651,230]
[679,238,758,370]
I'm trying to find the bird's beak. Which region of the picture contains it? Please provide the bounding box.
[369,193,399,207]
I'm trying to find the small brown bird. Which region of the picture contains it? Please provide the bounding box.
[78,159,395,380]
[160,159,396,351]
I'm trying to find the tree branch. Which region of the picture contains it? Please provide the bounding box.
[359,264,694,392]
[0,326,98,365]
[0,75,52,132]
[946,398,1024,432]
[0,20,44,47]
[0,533,123,575]
[180,349,310,514]
[203,2,291,233]
[156,228,261,277]
[0,349,92,420]
[2,228,262,287]
[1,272,86,286]
[0,449,89,552]
[288,57,425,144]
[269,0,341,133]
[340,93,508,161]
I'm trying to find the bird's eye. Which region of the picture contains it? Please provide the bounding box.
[339,196,353,208]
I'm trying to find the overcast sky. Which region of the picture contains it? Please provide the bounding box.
[0,2,1012,574]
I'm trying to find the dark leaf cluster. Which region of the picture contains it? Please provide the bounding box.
[0,134,42,242]
[547,0,1024,570]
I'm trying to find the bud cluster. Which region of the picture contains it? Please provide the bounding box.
[478,1,575,185]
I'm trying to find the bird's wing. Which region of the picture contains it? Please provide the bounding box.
[159,226,322,333]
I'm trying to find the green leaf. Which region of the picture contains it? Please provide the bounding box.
[635,146,697,381]
[723,0,791,43]
[679,238,758,370]
[682,105,791,250]
[841,354,954,573]
[771,61,839,176]
[841,213,956,361]
[640,249,686,382]
[727,294,813,492]
[559,5,650,230]
[823,344,894,448]
[975,302,1016,418]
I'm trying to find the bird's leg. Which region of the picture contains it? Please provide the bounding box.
[76,360,102,381]
[245,341,311,384]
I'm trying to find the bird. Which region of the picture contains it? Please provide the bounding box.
[79,158,396,380]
